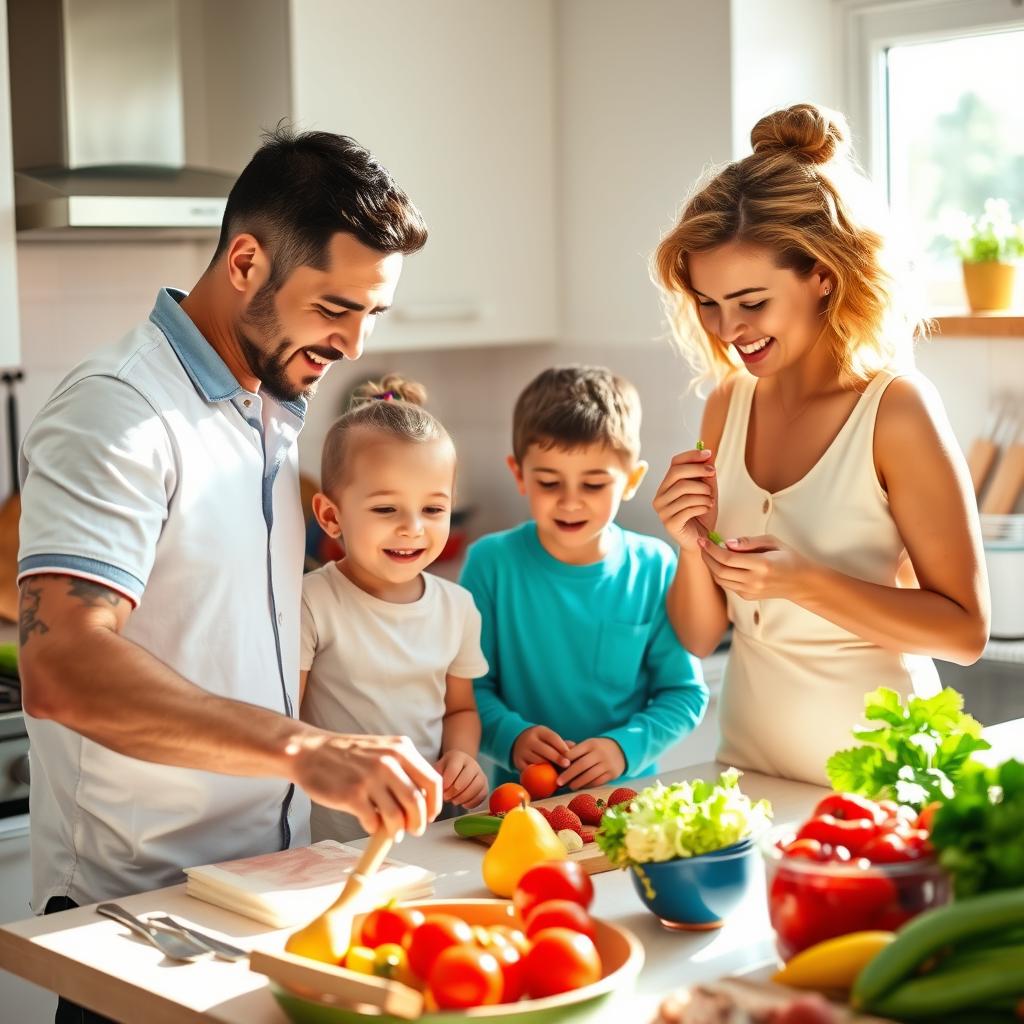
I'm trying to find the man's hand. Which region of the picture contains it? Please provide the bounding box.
[556,737,626,790]
[434,750,489,810]
[289,733,442,838]
[512,725,573,773]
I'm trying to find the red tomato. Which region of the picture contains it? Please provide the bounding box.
[513,861,595,919]
[860,832,917,863]
[812,793,884,824]
[914,801,942,834]
[428,945,503,1009]
[522,927,602,998]
[901,828,934,856]
[524,899,597,941]
[359,904,425,949]
[407,914,475,980]
[782,838,827,861]
[796,814,879,855]
[519,762,559,799]
[491,942,525,1003]
[489,783,531,815]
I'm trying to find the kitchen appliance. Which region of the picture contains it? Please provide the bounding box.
[982,514,1024,641]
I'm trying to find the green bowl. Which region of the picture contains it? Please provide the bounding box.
[267,899,644,1023]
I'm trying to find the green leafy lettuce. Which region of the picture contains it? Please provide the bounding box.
[825,687,990,809]
[929,758,1024,898]
[595,768,772,867]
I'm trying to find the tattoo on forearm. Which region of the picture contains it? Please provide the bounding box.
[67,578,124,609]
[18,582,50,646]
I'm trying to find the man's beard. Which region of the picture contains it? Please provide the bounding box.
[236,281,322,403]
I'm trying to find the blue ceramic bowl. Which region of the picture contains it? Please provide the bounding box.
[629,838,758,930]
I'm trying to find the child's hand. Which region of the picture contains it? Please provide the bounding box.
[652,446,718,552]
[556,737,626,790]
[434,751,489,810]
[512,725,573,772]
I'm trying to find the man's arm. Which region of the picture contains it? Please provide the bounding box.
[19,574,441,836]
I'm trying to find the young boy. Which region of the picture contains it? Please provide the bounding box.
[460,365,708,790]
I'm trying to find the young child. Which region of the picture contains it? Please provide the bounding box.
[460,365,708,791]
[300,375,489,841]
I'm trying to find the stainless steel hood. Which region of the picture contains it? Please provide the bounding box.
[8,0,235,233]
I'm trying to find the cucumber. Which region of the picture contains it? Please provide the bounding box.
[870,945,1024,1019]
[452,814,503,838]
[852,889,1024,1009]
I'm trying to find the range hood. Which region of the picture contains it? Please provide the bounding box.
[8,0,235,232]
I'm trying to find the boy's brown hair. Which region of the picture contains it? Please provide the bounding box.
[512,365,642,463]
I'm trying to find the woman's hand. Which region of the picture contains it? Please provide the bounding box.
[652,446,718,552]
[699,534,810,601]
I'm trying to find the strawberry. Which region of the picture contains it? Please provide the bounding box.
[547,806,583,836]
[579,829,595,844]
[533,805,552,822]
[567,794,604,827]
[606,787,638,809]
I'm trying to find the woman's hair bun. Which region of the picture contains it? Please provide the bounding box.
[351,373,428,408]
[750,103,850,165]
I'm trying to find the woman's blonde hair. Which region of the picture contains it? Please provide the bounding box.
[320,374,451,493]
[654,103,924,388]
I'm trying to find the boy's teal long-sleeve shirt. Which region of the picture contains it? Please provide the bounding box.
[459,521,708,785]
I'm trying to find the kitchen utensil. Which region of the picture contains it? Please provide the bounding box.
[965,405,1004,496]
[0,370,23,622]
[981,513,1024,639]
[251,898,645,1024]
[148,914,248,961]
[96,903,212,962]
[284,830,394,964]
[980,416,1024,515]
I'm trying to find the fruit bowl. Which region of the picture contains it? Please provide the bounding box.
[263,899,644,1023]
[628,837,758,931]
[760,823,951,960]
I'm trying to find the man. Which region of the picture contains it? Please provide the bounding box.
[17,128,442,1021]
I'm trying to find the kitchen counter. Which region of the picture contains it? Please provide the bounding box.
[0,763,824,1024]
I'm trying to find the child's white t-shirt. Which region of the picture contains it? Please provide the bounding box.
[299,562,488,841]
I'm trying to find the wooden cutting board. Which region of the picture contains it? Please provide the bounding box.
[466,783,627,875]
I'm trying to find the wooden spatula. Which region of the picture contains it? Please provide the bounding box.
[965,407,1003,497]
[285,831,394,964]
[980,422,1024,514]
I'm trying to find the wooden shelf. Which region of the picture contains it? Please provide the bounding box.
[931,310,1024,338]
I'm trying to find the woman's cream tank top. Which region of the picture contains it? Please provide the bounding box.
[713,370,941,785]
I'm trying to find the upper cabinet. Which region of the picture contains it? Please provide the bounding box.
[289,0,558,350]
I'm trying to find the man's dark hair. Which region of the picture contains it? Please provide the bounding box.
[213,125,428,286]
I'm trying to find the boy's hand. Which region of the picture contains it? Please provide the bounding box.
[512,725,573,772]
[434,750,489,810]
[556,737,626,790]
[652,446,718,552]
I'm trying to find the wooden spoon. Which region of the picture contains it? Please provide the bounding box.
[285,831,394,964]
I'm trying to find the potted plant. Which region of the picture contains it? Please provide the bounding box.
[946,198,1024,312]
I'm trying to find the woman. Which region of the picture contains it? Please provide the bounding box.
[652,103,989,785]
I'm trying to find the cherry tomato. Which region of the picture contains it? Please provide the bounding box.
[489,783,531,815]
[901,828,934,856]
[513,861,595,919]
[524,899,597,941]
[796,813,879,855]
[522,927,602,998]
[914,801,943,834]
[519,762,559,799]
[782,838,827,861]
[812,793,884,824]
[407,914,475,980]
[359,904,425,949]
[491,942,525,1003]
[860,832,917,863]
[428,945,503,1009]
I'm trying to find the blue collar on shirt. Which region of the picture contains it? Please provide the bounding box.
[149,287,307,421]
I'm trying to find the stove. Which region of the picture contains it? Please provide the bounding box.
[0,672,29,813]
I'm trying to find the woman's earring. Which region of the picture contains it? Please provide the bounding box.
[823,283,831,296]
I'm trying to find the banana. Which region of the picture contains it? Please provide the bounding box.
[773,931,895,991]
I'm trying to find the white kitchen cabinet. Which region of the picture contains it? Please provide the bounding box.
[0,1,21,369]
[289,0,558,351]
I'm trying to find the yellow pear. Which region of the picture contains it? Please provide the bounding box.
[482,804,567,897]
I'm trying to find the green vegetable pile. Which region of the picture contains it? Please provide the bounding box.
[929,758,1024,898]
[825,687,990,810]
[595,767,771,867]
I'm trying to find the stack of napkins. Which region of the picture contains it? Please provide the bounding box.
[184,840,436,927]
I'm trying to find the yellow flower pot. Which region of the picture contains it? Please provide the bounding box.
[962,260,1017,312]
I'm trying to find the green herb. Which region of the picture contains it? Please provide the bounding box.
[694,440,726,546]
[595,767,772,867]
[944,198,1024,263]
[825,687,991,810]
[929,759,1024,898]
